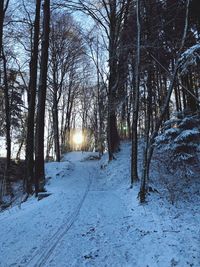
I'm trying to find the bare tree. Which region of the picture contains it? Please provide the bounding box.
[59,0,131,160]
[131,0,140,185]
[48,13,84,160]
[0,0,11,198]
[35,0,50,195]
[25,0,41,194]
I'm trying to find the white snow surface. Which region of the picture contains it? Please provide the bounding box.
[0,143,199,267]
[179,44,200,74]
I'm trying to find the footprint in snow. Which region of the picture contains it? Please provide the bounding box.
[83,250,99,260]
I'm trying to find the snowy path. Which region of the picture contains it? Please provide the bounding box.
[0,152,94,267]
[0,148,199,267]
[0,152,132,267]
[34,153,132,267]
[27,170,92,266]
[43,169,130,266]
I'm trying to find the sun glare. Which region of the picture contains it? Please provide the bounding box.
[73,132,84,145]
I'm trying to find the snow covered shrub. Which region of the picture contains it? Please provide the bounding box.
[178,44,200,75]
[156,115,200,165]
[154,115,200,203]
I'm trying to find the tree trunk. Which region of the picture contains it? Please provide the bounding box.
[96,38,104,155]
[107,0,120,161]
[46,110,53,160]
[131,0,140,184]
[0,1,4,53]
[25,0,41,194]
[35,0,50,196]
[16,138,24,161]
[0,1,11,197]
[52,92,60,162]
[2,50,11,194]
[0,1,8,167]
[140,69,152,202]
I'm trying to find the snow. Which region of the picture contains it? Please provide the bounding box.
[0,137,7,158]
[0,144,199,267]
[179,44,200,74]
[174,129,200,143]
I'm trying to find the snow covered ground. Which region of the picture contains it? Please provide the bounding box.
[0,143,199,267]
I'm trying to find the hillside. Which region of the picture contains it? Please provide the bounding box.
[0,143,199,267]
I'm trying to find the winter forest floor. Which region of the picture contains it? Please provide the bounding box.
[0,142,199,267]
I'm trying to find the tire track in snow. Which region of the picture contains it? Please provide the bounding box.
[24,169,92,267]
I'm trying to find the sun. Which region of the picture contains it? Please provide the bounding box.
[73,132,84,145]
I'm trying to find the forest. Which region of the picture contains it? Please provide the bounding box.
[0,0,200,266]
